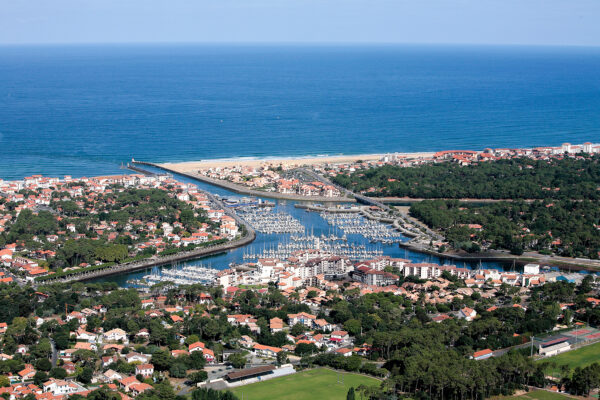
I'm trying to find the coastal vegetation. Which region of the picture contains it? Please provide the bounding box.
[332,156,600,200]
[409,200,600,258]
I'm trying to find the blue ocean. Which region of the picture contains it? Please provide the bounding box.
[1,44,600,180]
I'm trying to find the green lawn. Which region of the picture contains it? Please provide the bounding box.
[505,390,572,400]
[493,389,574,400]
[543,341,600,369]
[512,390,574,400]
[229,368,381,400]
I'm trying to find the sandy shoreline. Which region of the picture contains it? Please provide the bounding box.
[160,152,435,171]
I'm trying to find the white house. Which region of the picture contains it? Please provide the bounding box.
[43,379,85,396]
[253,344,282,358]
[188,341,205,353]
[75,328,97,343]
[330,330,349,343]
[125,352,150,364]
[135,364,154,378]
[66,311,87,325]
[458,307,477,322]
[523,264,540,275]
[103,369,123,382]
[103,328,128,343]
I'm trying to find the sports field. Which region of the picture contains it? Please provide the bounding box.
[229,368,381,400]
[544,341,600,369]
[510,390,574,400]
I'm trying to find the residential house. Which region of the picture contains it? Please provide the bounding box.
[253,344,282,358]
[458,307,477,322]
[103,328,128,343]
[135,364,154,379]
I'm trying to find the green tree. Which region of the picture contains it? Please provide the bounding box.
[346,387,356,400]
[35,358,52,372]
[169,363,188,378]
[78,367,93,384]
[49,367,68,379]
[294,343,319,357]
[290,323,306,337]
[33,371,48,386]
[189,371,208,384]
[52,330,70,350]
[151,349,172,371]
[32,338,52,358]
[227,353,247,369]
[276,351,288,365]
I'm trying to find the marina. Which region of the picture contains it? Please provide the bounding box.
[320,212,405,244]
[88,165,526,288]
[128,264,219,288]
[236,207,305,234]
[220,196,275,208]
[242,234,384,261]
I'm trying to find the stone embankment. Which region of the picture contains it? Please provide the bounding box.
[37,232,255,284]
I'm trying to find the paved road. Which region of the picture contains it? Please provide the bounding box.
[50,338,58,368]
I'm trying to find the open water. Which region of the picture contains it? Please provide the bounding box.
[1,44,600,180]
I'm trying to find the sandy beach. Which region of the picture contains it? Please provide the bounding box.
[160,152,435,172]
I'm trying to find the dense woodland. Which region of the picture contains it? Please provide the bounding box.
[410,199,600,258]
[332,156,600,199]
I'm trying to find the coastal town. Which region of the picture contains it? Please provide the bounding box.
[1,142,600,400]
[196,164,343,198]
[0,174,240,283]
[166,141,600,197]
[5,2,600,397]
[1,251,600,400]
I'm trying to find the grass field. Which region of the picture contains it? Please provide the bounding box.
[510,390,574,400]
[543,341,600,369]
[229,368,381,400]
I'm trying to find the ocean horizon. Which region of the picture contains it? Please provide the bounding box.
[1,43,600,180]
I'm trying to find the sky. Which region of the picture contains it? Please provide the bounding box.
[1,0,600,47]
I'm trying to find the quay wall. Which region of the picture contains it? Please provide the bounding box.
[397,241,600,271]
[133,161,356,203]
[38,232,256,284]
